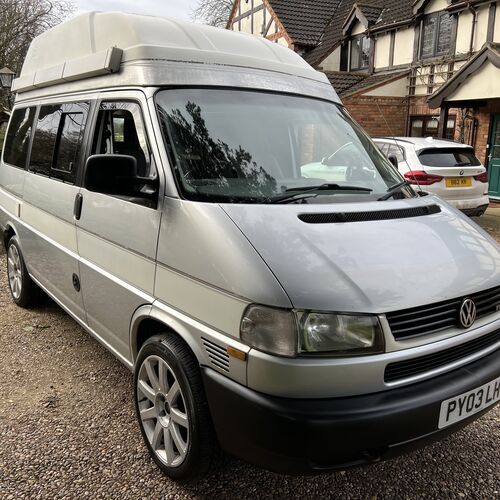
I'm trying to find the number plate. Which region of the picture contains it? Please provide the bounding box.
[438,377,500,429]
[446,177,472,188]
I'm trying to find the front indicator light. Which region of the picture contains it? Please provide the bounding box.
[240,305,297,357]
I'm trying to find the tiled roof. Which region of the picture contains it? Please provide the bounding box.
[326,70,409,97]
[342,70,410,96]
[357,4,383,25]
[305,0,414,67]
[325,71,366,95]
[268,0,341,46]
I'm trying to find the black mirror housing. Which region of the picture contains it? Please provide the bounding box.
[85,154,138,194]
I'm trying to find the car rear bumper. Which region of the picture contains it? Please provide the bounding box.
[460,204,489,217]
[447,194,489,212]
[202,349,500,474]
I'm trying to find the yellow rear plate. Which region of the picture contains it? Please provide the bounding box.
[446,177,472,188]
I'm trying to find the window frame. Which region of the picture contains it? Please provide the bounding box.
[387,144,406,163]
[349,34,372,71]
[2,106,38,170]
[410,115,456,140]
[52,110,88,182]
[86,98,159,208]
[419,11,455,60]
[28,101,90,185]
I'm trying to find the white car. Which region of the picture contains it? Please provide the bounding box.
[374,137,489,216]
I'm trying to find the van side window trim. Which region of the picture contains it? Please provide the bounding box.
[2,106,38,170]
[27,101,90,185]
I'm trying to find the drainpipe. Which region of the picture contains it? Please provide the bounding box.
[468,2,478,55]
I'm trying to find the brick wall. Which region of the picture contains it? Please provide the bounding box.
[342,95,499,165]
[343,96,408,137]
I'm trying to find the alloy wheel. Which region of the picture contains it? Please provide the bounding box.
[137,355,190,467]
[7,244,23,300]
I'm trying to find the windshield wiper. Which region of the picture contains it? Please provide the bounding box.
[378,180,411,201]
[267,183,373,204]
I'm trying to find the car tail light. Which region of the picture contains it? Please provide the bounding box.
[404,170,443,186]
[474,172,488,183]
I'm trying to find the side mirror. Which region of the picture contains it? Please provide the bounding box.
[85,154,157,199]
[388,154,399,169]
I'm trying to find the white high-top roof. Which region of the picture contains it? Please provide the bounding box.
[14,11,331,94]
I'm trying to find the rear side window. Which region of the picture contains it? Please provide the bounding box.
[418,148,481,167]
[376,142,389,155]
[387,145,406,163]
[30,105,61,176]
[3,107,36,169]
[30,102,89,183]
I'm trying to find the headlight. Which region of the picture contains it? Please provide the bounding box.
[300,312,384,355]
[240,305,384,357]
[240,305,297,357]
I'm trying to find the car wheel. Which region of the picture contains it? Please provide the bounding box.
[134,334,220,483]
[6,236,42,308]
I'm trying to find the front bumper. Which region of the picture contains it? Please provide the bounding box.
[202,349,500,474]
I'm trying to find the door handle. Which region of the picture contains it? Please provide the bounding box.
[74,193,83,221]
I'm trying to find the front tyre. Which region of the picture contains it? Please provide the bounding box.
[134,335,219,483]
[6,236,42,308]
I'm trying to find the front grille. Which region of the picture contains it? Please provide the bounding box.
[386,285,500,340]
[298,205,440,224]
[385,329,500,383]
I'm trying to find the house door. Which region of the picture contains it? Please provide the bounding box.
[488,114,500,198]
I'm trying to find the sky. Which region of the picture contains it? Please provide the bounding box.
[73,0,200,21]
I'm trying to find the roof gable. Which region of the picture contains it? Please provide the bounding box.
[428,43,500,107]
[305,0,414,68]
[268,0,341,47]
[343,4,383,34]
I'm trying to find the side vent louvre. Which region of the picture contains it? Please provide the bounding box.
[298,205,441,224]
[202,338,230,372]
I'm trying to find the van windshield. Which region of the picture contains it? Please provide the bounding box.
[156,89,409,204]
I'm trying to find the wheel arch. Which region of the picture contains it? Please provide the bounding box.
[3,222,17,249]
[130,304,205,367]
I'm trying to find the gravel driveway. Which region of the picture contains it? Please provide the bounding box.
[0,224,499,500]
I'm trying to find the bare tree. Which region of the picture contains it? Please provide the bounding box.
[0,0,75,76]
[191,0,234,28]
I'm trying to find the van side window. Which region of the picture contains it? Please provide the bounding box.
[91,102,153,178]
[29,102,89,183]
[3,107,37,169]
[30,105,62,176]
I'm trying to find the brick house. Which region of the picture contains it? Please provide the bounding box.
[227,0,500,199]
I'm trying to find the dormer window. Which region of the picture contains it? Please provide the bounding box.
[420,12,454,59]
[350,35,371,71]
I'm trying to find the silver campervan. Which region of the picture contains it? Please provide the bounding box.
[1,12,499,482]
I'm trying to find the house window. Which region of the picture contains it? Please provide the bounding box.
[420,12,454,59]
[350,35,371,70]
[410,116,456,139]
